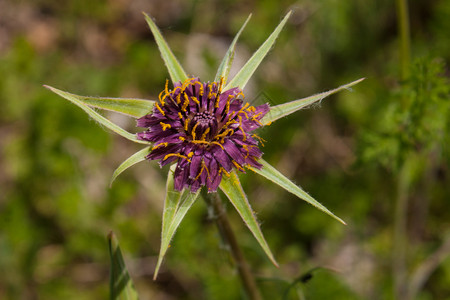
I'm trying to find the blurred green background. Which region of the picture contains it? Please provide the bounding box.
[1,0,449,299]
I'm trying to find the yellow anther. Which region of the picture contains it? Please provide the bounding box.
[195,160,210,181]
[178,112,184,120]
[191,123,199,140]
[182,94,190,111]
[158,90,166,105]
[152,142,168,150]
[200,127,210,141]
[215,95,221,109]
[191,96,200,106]
[187,152,194,158]
[224,95,233,116]
[252,134,266,146]
[165,79,169,94]
[238,115,247,141]
[242,145,250,158]
[219,167,230,177]
[247,106,256,112]
[215,128,233,141]
[179,136,186,141]
[232,160,244,171]
[211,141,224,150]
[207,84,213,99]
[199,84,204,96]
[223,118,237,128]
[190,140,209,145]
[218,77,225,93]
[176,93,181,104]
[184,120,189,131]
[251,112,263,121]
[160,122,171,131]
[163,153,191,162]
[237,91,245,99]
[155,103,165,116]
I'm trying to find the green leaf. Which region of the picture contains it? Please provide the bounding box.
[154,165,200,279]
[110,147,151,186]
[248,159,346,225]
[143,13,188,84]
[45,88,152,117]
[108,232,139,300]
[261,78,365,125]
[224,11,292,90]
[219,171,278,266]
[45,85,149,144]
[214,14,252,84]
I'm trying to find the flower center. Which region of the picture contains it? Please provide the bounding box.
[189,110,217,142]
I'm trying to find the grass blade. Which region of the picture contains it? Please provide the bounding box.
[249,159,346,225]
[220,171,278,266]
[108,232,139,300]
[224,11,291,90]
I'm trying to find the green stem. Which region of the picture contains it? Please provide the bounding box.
[203,192,262,300]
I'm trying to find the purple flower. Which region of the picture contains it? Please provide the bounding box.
[137,77,269,193]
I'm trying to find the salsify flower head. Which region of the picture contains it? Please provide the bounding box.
[45,11,363,280]
[137,77,269,192]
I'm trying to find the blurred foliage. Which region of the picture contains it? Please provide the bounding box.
[0,0,449,299]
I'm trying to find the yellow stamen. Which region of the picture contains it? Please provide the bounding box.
[252,134,266,146]
[219,167,230,177]
[160,122,171,131]
[165,79,169,94]
[242,144,252,158]
[191,96,200,106]
[232,160,244,171]
[182,94,190,111]
[215,128,234,141]
[211,141,224,150]
[158,90,166,105]
[207,84,213,100]
[191,123,199,140]
[152,142,168,150]
[224,95,233,116]
[163,153,191,162]
[190,140,209,145]
[195,160,210,181]
[238,115,247,141]
[155,103,165,116]
[178,112,184,120]
[218,76,225,93]
[200,127,210,141]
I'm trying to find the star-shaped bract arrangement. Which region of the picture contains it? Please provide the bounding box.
[45,11,364,280]
[137,77,269,193]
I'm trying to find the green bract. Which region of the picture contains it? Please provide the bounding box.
[45,11,364,279]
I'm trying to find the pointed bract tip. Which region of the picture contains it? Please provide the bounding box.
[107,231,115,240]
